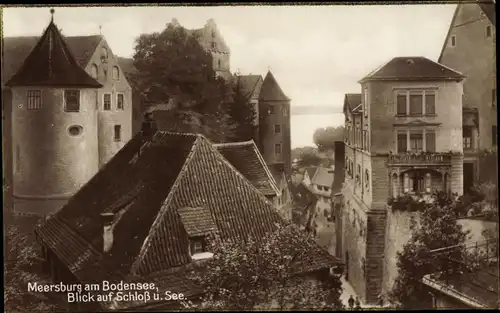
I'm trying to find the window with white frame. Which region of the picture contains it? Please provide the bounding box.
[27,90,42,110]
[463,127,472,149]
[116,93,124,110]
[103,93,111,111]
[64,90,80,112]
[396,129,436,153]
[395,90,436,116]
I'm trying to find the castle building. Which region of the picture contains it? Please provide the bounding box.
[2,10,133,215]
[437,1,496,192]
[339,57,465,304]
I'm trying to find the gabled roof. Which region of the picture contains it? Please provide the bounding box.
[311,167,334,188]
[5,19,102,88]
[359,57,465,83]
[343,93,362,113]
[438,2,496,63]
[2,35,103,87]
[289,182,317,209]
[213,140,280,196]
[259,71,290,101]
[36,132,338,284]
[235,74,263,99]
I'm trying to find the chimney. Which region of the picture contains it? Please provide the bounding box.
[331,141,345,194]
[141,112,158,143]
[100,212,115,253]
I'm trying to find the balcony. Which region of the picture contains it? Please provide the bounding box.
[387,152,453,167]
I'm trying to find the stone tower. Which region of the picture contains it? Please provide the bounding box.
[5,10,102,216]
[258,71,292,177]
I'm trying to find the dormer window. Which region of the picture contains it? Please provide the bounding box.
[189,238,205,255]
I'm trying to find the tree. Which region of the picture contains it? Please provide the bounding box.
[297,149,323,168]
[5,221,58,312]
[313,126,345,151]
[390,192,469,309]
[227,79,257,142]
[132,23,234,142]
[187,224,343,310]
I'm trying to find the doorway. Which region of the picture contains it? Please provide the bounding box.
[463,162,475,194]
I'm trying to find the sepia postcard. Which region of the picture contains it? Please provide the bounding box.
[2,2,498,312]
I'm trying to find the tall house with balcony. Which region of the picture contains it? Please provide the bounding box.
[438,2,496,191]
[340,56,465,304]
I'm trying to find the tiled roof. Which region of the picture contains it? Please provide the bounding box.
[36,131,338,288]
[4,21,102,88]
[214,141,280,196]
[259,71,290,101]
[235,74,262,98]
[311,167,334,188]
[344,93,362,114]
[359,57,465,83]
[2,35,102,87]
[177,207,218,237]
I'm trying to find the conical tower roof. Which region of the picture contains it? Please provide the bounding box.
[5,9,102,88]
[258,70,290,101]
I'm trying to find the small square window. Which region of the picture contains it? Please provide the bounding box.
[65,90,80,112]
[190,239,204,255]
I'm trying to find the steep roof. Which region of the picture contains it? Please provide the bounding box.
[235,74,262,98]
[343,93,362,113]
[36,131,338,286]
[438,2,496,63]
[289,182,317,209]
[5,19,102,88]
[213,140,280,196]
[359,57,465,83]
[2,35,102,87]
[311,167,334,188]
[259,71,290,101]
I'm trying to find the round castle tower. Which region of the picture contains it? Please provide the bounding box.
[258,71,292,177]
[6,10,102,216]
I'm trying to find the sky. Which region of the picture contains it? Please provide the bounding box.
[3,4,456,110]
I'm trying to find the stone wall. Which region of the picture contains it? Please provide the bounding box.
[365,209,387,304]
[382,209,421,296]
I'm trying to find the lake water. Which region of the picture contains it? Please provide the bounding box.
[291,113,344,148]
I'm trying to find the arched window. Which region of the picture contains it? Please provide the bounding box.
[101,47,109,63]
[112,66,120,80]
[91,64,98,79]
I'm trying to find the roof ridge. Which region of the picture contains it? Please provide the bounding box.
[213,140,255,148]
[130,135,202,274]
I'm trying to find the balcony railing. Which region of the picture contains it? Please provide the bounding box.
[387,152,453,166]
